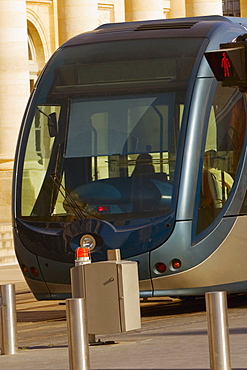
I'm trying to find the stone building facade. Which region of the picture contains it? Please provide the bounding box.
[0,0,246,264]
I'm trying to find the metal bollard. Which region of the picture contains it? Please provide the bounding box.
[205,291,231,370]
[107,249,121,261]
[0,284,18,355]
[66,298,90,370]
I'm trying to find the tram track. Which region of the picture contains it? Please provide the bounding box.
[15,290,201,324]
[16,289,67,323]
[15,286,247,324]
[14,288,197,349]
[14,283,247,350]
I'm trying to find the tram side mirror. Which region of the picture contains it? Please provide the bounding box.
[48,112,58,137]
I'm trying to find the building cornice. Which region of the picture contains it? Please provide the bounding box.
[27,1,52,4]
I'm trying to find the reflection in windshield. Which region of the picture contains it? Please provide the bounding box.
[21,91,181,221]
[63,93,177,220]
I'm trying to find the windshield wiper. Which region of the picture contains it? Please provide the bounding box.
[50,173,103,220]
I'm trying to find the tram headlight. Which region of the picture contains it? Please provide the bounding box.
[80,234,96,251]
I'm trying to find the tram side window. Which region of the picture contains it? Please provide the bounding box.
[196,86,247,234]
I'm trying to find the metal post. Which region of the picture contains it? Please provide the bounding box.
[107,249,121,261]
[0,284,18,355]
[71,265,96,344]
[205,291,231,370]
[66,298,90,370]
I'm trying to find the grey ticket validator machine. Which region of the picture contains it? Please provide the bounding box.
[70,248,141,339]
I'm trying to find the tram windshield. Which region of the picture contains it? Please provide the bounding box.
[20,37,206,222]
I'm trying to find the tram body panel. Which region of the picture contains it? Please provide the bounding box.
[151,216,247,295]
[13,228,51,297]
[149,217,235,275]
[175,78,215,221]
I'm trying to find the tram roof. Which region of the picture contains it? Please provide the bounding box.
[61,15,247,48]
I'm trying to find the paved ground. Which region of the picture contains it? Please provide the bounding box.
[0,264,247,370]
[0,264,25,286]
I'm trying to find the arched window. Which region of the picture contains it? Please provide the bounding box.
[28,33,39,92]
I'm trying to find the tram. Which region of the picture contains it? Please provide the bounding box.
[12,15,247,300]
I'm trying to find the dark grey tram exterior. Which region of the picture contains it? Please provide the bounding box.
[13,15,247,299]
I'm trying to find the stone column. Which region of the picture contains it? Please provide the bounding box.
[58,0,98,45]
[240,0,247,17]
[0,0,30,222]
[186,0,223,17]
[168,0,186,18]
[125,0,164,22]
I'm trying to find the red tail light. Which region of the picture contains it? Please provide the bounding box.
[97,206,109,212]
[171,259,182,269]
[30,266,39,278]
[155,262,166,274]
[23,266,29,275]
